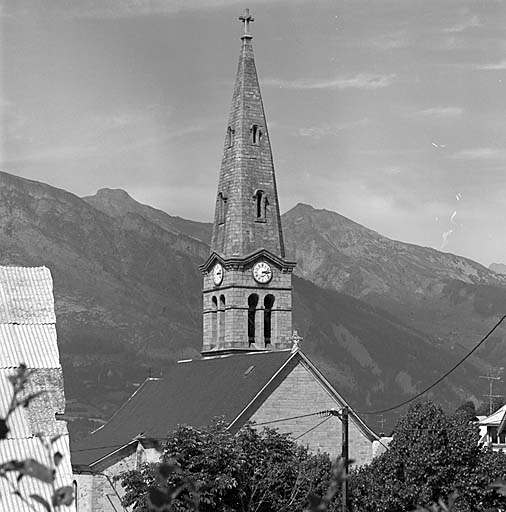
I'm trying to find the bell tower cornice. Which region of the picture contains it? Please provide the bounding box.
[200,250,296,274]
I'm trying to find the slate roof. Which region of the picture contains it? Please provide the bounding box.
[72,350,295,467]
[72,349,379,469]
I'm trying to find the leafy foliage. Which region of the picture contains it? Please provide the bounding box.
[0,364,74,510]
[120,421,336,512]
[350,401,506,512]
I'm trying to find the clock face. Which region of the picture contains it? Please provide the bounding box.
[252,261,273,284]
[212,263,224,285]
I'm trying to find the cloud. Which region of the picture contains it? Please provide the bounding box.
[297,119,370,139]
[414,106,464,118]
[1,103,210,164]
[262,73,397,91]
[364,31,411,51]
[475,59,506,71]
[450,148,506,160]
[5,0,278,19]
[442,15,481,33]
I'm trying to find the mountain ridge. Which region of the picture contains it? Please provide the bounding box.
[0,171,501,435]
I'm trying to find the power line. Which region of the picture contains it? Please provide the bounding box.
[294,415,331,440]
[72,412,334,453]
[71,443,129,453]
[254,411,324,426]
[72,317,506,454]
[360,314,506,416]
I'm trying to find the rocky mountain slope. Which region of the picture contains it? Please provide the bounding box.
[282,203,506,354]
[87,193,506,359]
[0,171,499,435]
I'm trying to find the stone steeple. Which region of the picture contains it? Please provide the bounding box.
[210,9,285,260]
[200,10,295,356]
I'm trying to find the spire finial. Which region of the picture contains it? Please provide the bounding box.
[239,8,254,39]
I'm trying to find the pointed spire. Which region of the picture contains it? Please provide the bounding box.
[210,10,285,260]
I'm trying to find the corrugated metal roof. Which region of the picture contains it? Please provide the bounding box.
[0,324,60,369]
[0,265,74,510]
[0,435,76,512]
[0,266,56,325]
[479,404,506,425]
[0,370,32,438]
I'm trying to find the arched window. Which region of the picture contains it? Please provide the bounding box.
[226,126,235,148]
[254,190,267,221]
[264,295,274,346]
[211,296,218,346]
[251,124,262,145]
[217,193,227,225]
[219,295,226,345]
[248,294,259,345]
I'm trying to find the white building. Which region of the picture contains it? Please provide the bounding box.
[478,405,506,450]
[0,266,75,511]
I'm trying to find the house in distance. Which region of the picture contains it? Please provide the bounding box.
[71,9,379,511]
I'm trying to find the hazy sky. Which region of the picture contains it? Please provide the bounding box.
[1,0,506,267]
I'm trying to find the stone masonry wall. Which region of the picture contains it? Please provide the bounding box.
[23,368,68,436]
[75,444,160,512]
[250,361,374,466]
[203,264,293,351]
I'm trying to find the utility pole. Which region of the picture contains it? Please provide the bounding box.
[378,414,386,437]
[480,367,504,414]
[341,406,349,512]
[327,408,349,512]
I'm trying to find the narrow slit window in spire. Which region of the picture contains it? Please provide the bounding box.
[226,126,235,148]
[254,190,267,222]
[217,193,227,225]
[251,124,262,145]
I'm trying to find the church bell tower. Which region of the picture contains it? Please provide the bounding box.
[200,9,296,356]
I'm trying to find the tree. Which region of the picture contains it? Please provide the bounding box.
[454,401,477,422]
[350,401,506,512]
[120,420,336,512]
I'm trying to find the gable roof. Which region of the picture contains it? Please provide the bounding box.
[72,349,378,469]
[479,404,506,426]
[72,350,295,467]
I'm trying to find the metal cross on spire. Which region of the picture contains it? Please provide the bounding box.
[239,8,254,38]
